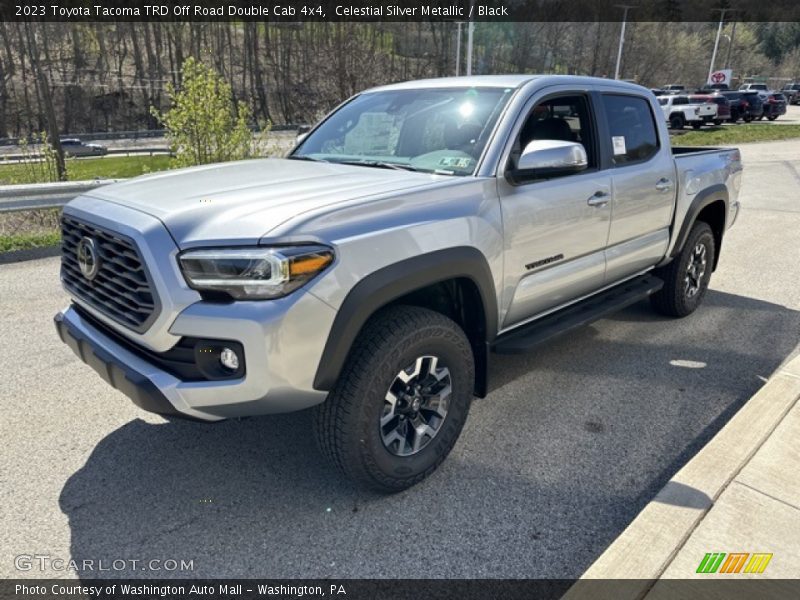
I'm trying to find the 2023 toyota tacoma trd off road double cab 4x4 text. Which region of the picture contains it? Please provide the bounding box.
[55,76,742,491]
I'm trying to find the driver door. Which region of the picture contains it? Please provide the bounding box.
[497,91,612,329]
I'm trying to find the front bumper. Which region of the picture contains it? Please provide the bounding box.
[56,197,338,422]
[55,310,191,419]
[55,289,336,421]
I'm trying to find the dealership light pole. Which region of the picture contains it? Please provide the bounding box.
[708,8,736,83]
[725,20,738,69]
[614,5,635,80]
[455,22,463,76]
[466,7,474,75]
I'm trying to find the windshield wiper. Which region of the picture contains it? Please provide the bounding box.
[288,155,329,163]
[334,159,420,172]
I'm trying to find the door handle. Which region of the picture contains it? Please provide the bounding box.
[655,178,673,192]
[587,191,610,207]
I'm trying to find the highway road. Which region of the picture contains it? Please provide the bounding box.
[1,140,798,579]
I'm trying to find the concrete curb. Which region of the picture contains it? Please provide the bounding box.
[565,351,800,598]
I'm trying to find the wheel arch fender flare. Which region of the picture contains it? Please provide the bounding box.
[671,183,729,266]
[312,246,498,394]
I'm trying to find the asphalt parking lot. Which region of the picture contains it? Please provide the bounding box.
[1,139,799,580]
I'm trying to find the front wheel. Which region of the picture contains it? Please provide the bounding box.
[768,115,778,121]
[713,119,723,126]
[651,222,715,318]
[313,305,474,492]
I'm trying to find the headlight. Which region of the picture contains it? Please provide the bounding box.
[179,245,334,300]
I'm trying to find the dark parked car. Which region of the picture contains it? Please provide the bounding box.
[707,94,732,125]
[59,138,108,157]
[720,91,745,122]
[762,93,788,121]
[739,92,765,122]
[781,83,800,105]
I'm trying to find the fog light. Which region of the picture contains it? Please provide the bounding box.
[220,347,239,371]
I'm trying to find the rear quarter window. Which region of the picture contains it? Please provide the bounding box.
[601,94,659,166]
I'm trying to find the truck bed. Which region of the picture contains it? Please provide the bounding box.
[664,144,743,258]
[671,145,729,156]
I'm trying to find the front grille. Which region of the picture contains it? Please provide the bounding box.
[61,214,159,333]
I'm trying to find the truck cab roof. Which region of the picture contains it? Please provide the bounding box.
[367,74,647,93]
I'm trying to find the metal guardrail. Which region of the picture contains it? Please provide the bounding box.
[105,147,173,157]
[0,179,125,213]
[0,125,301,146]
[0,147,172,162]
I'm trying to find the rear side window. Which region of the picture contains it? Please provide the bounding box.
[601,94,659,165]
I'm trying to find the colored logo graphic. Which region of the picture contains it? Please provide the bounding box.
[696,552,773,574]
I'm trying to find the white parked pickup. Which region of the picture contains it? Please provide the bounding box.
[658,95,718,130]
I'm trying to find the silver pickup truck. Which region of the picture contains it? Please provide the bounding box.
[55,75,742,491]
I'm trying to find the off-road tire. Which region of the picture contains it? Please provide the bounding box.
[651,222,716,318]
[670,114,685,130]
[313,305,474,492]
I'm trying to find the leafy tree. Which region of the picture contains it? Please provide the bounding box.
[151,57,258,168]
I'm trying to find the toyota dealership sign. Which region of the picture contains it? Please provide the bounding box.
[708,69,733,86]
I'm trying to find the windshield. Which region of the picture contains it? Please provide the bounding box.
[292,87,514,176]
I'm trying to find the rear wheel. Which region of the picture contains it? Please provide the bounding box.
[768,115,778,121]
[313,305,474,492]
[670,114,685,130]
[691,122,702,130]
[713,119,723,126]
[743,115,753,122]
[651,222,715,318]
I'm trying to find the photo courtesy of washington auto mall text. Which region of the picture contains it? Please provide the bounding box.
[1,0,800,599]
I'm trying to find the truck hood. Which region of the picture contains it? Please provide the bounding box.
[85,158,448,247]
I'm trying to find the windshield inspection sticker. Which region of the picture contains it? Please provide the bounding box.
[612,136,627,156]
[438,156,472,169]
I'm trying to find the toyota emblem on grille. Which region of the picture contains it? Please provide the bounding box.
[76,236,100,280]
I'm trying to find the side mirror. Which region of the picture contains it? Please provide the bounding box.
[511,140,588,182]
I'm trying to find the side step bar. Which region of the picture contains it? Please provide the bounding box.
[492,274,664,355]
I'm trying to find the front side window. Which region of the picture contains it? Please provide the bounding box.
[292,87,513,176]
[510,94,597,175]
[601,94,659,165]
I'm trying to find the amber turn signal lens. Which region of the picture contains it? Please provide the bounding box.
[289,252,333,276]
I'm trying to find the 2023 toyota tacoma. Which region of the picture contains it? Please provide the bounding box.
[55,76,742,491]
